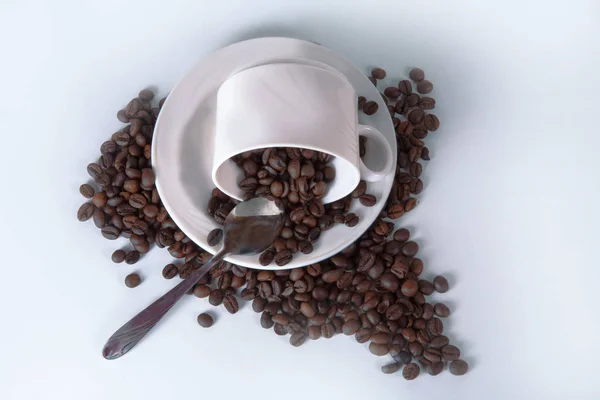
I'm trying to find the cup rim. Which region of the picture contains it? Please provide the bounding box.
[227,61,352,88]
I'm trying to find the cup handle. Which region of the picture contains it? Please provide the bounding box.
[358,124,395,182]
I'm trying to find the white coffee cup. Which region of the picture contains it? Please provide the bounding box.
[212,62,394,204]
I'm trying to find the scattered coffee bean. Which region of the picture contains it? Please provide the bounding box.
[209,289,224,306]
[124,250,140,264]
[79,184,95,199]
[125,273,141,288]
[369,342,390,356]
[290,331,308,347]
[359,194,376,207]
[402,363,420,380]
[428,362,444,376]
[223,295,239,314]
[416,80,433,94]
[363,101,379,115]
[197,313,214,328]
[449,359,469,376]
[402,241,419,257]
[434,303,450,317]
[77,203,95,221]
[207,228,223,246]
[442,345,461,361]
[433,276,449,293]
[111,249,126,263]
[409,68,425,82]
[381,363,402,374]
[344,213,359,227]
[398,80,412,95]
[162,264,178,279]
[424,114,440,131]
[371,67,387,79]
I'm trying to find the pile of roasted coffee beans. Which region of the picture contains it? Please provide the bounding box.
[77,67,468,378]
[206,147,377,266]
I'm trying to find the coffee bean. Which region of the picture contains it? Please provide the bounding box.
[409,68,425,82]
[429,335,450,350]
[428,362,444,376]
[423,114,439,132]
[125,273,141,288]
[87,163,103,179]
[92,192,107,208]
[79,184,95,199]
[209,289,224,306]
[401,280,419,297]
[359,194,376,207]
[141,168,155,189]
[77,203,94,221]
[260,312,274,329]
[434,303,450,318]
[449,359,468,376]
[408,341,424,357]
[259,250,275,266]
[416,80,433,94]
[368,342,389,356]
[357,96,367,110]
[401,241,419,257]
[427,318,444,336]
[402,363,420,380]
[381,363,401,374]
[322,268,344,283]
[275,250,292,266]
[117,109,129,123]
[368,76,377,86]
[363,101,379,115]
[321,323,335,339]
[207,228,223,246]
[407,108,424,124]
[351,180,367,198]
[384,86,401,99]
[398,80,412,95]
[442,345,461,361]
[92,208,105,228]
[308,200,325,217]
[433,275,449,293]
[157,263,178,280]
[123,250,139,264]
[342,319,361,335]
[111,249,126,263]
[371,67,386,79]
[239,177,258,192]
[406,94,420,108]
[343,213,359,227]
[223,295,239,314]
[101,226,120,240]
[306,325,321,340]
[288,330,307,347]
[197,313,214,328]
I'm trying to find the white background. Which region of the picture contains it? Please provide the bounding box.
[1,1,599,399]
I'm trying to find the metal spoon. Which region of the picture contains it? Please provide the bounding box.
[102,197,285,360]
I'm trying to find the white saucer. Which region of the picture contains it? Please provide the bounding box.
[152,37,396,270]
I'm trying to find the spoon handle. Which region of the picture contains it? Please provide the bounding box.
[102,249,228,360]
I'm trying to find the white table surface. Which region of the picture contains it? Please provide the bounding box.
[1,1,599,399]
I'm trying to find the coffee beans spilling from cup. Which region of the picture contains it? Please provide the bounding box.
[206,148,378,266]
[77,67,467,378]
